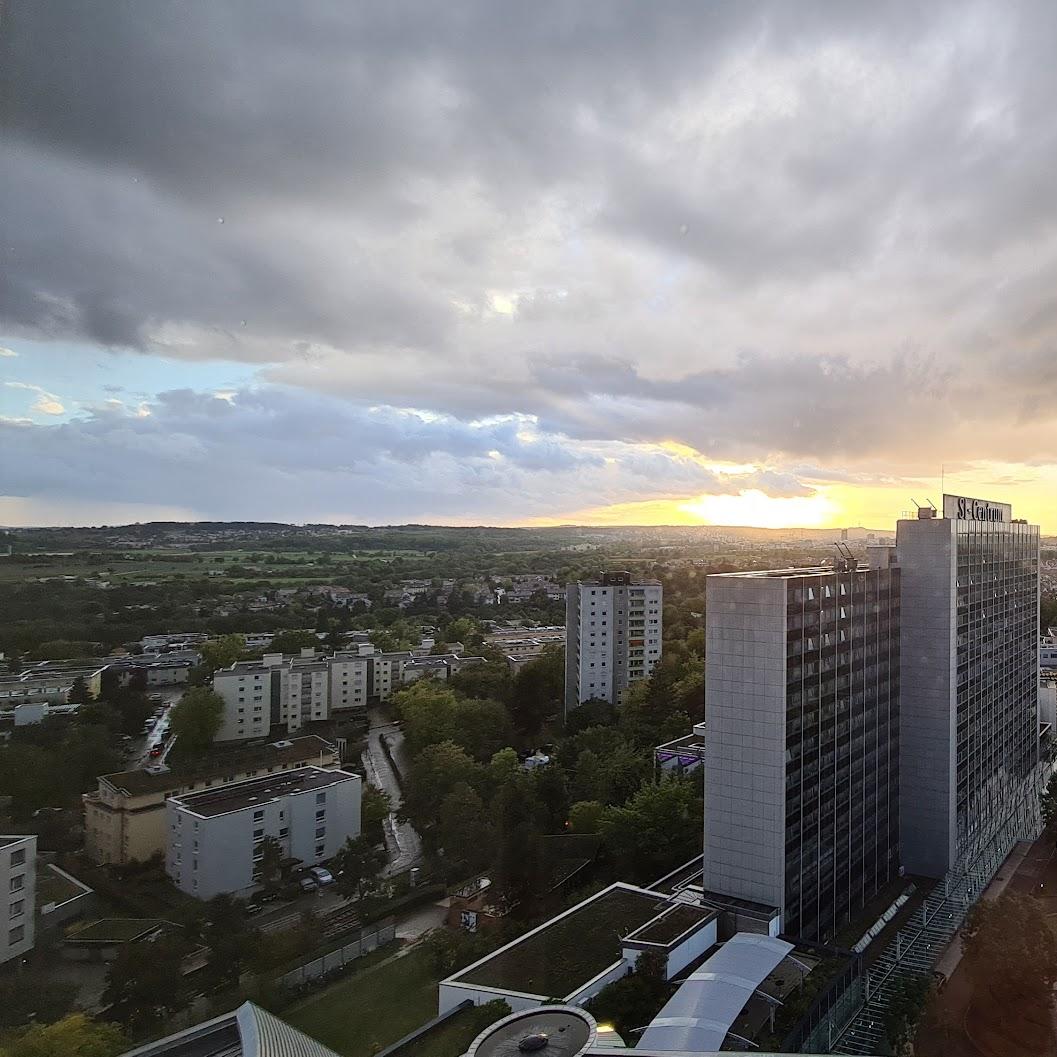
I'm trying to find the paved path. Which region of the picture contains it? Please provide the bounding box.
[362,714,423,877]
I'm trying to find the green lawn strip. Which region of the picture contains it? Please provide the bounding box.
[390,1004,510,1057]
[284,946,440,1057]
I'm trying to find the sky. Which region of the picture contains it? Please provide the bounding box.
[2,1,1057,531]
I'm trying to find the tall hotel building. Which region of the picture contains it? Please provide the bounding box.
[702,558,900,941]
[564,572,663,714]
[897,495,1039,876]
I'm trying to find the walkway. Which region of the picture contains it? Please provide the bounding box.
[362,713,423,877]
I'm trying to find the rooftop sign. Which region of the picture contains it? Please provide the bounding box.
[942,494,1011,523]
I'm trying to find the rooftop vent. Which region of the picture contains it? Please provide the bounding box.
[270,740,294,749]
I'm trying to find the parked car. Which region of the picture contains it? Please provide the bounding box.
[245,902,262,916]
[149,746,163,758]
[309,866,334,886]
[299,876,319,892]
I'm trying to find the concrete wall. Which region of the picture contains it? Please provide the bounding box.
[895,518,957,876]
[703,574,788,913]
[438,982,542,1015]
[663,917,718,978]
[565,959,632,1006]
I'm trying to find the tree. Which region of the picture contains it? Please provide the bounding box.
[509,646,563,736]
[567,800,604,834]
[884,975,932,1055]
[564,698,616,734]
[198,634,245,672]
[6,1014,125,1057]
[961,892,1057,1010]
[1041,770,1057,826]
[452,699,515,762]
[599,779,701,882]
[492,773,545,906]
[449,661,513,703]
[402,741,486,836]
[585,950,668,1043]
[267,630,318,655]
[103,936,189,1027]
[437,781,494,876]
[168,687,224,753]
[68,676,94,705]
[202,894,254,985]
[257,835,283,896]
[361,784,392,846]
[533,765,570,832]
[332,835,386,907]
[0,970,77,1029]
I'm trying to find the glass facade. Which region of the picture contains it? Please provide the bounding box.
[954,519,1039,858]
[782,568,901,941]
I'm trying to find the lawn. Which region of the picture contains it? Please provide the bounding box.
[390,1003,510,1057]
[285,947,440,1057]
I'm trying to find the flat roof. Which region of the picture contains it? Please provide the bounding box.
[172,766,358,817]
[69,918,167,944]
[100,736,337,797]
[624,904,718,946]
[0,835,32,849]
[638,934,794,1053]
[451,883,678,999]
[710,566,846,580]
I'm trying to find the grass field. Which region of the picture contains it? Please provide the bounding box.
[285,947,440,1057]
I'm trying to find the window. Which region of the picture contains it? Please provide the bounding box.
[9,875,24,893]
[315,843,325,857]
[9,848,25,867]
[10,899,24,917]
[316,792,326,804]
[253,809,265,821]
[315,826,325,838]
[9,925,25,945]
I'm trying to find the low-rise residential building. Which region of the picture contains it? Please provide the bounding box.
[83,736,339,865]
[0,662,108,711]
[166,766,361,899]
[211,649,489,741]
[1,835,36,965]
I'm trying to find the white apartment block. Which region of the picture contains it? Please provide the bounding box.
[1,835,36,965]
[564,572,663,713]
[166,767,361,899]
[212,649,482,742]
[329,653,370,712]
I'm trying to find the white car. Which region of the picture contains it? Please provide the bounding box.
[309,867,334,886]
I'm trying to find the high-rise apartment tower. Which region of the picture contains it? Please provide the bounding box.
[564,572,663,714]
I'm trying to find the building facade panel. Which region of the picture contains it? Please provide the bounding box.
[0,835,36,965]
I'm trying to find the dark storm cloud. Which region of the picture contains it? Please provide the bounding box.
[4,0,1057,499]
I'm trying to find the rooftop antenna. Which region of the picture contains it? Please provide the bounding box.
[925,497,938,512]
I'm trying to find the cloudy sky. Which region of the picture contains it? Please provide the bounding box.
[3,1,1057,529]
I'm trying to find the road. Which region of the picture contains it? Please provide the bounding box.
[361,714,423,877]
[131,686,184,766]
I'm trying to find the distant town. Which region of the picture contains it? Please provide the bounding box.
[0,504,1055,1056]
